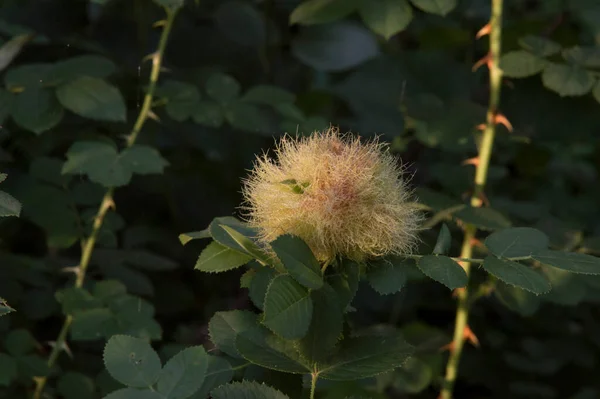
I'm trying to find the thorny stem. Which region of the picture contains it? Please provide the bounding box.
[127,7,176,147]
[440,1,504,398]
[32,7,178,399]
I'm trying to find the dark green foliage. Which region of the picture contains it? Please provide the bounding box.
[1,0,600,398]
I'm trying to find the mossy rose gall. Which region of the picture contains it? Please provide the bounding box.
[242,128,421,263]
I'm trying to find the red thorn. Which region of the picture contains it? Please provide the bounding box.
[464,325,480,347]
[472,53,492,72]
[494,113,513,132]
[440,342,453,352]
[471,238,485,248]
[462,157,479,166]
[439,325,480,353]
[476,23,491,39]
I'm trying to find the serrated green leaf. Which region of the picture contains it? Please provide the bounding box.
[562,46,600,67]
[101,263,155,297]
[120,145,169,175]
[240,268,255,288]
[195,355,234,398]
[108,295,161,341]
[290,0,359,25]
[533,250,600,274]
[71,308,115,340]
[225,101,271,133]
[5,329,37,356]
[192,100,224,127]
[12,87,64,134]
[485,227,549,258]
[195,241,252,273]
[62,141,167,188]
[358,0,412,39]
[0,190,21,217]
[318,333,414,380]
[270,235,323,289]
[542,63,594,97]
[209,217,257,252]
[0,353,17,386]
[433,224,451,255]
[482,256,550,294]
[249,267,277,310]
[241,85,295,105]
[103,335,162,388]
[417,255,467,289]
[4,63,52,89]
[62,141,126,186]
[156,346,209,399]
[94,280,128,300]
[297,283,343,363]
[56,76,126,121]
[48,55,117,84]
[212,381,290,399]
[235,325,309,373]
[57,372,95,399]
[103,388,164,399]
[56,286,103,314]
[161,80,201,122]
[500,51,546,78]
[518,35,561,57]
[209,310,258,358]
[409,0,456,16]
[367,256,410,295]
[205,73,240,102]
[220,224,272,265]
[179,229,211,245]
[453,206,511,230]
[263,275,313,340]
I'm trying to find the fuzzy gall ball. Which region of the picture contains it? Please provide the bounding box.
[241,128,421,263]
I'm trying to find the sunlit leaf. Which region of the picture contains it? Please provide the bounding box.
[542,63,594,97]
[417,255,467,289]
[358,0,412,39]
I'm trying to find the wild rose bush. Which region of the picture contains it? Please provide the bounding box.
[1,0,600,399]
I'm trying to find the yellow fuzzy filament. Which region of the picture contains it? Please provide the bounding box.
[241,128,421,263]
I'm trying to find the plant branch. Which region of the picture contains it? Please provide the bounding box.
[440,1,504,398]
[32,7,178,399]
[310,373,318,399]
[404,254,531,264]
